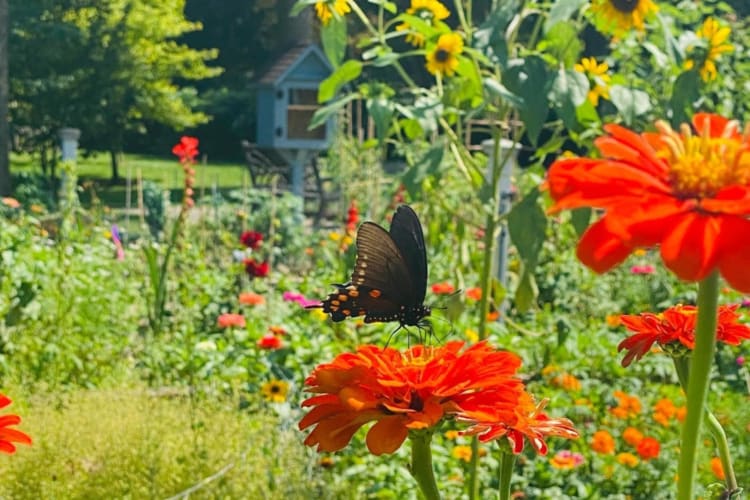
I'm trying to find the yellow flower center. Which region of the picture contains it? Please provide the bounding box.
[656,120,750,199]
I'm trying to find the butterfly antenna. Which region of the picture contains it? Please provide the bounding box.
[384,324,405,349]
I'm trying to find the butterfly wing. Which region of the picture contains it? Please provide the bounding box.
[388,205,427,306]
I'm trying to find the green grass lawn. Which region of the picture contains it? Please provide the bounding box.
[11,152,249,207]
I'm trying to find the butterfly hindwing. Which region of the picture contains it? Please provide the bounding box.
[388,205,427,306]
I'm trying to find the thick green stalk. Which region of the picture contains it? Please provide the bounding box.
[673,355,739,496]
[410,431,441,500]
[677,271,719,500]
[497,450,515,500]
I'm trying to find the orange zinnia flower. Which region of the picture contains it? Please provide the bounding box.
[460,392,579,455]
[546,113,750,292]
[622,426,644,447]
[299,341,525,455]
[618,304,750,366]
[653,398,677,426]
[710,456,726,480]
[610,390,642,419]
[465,287,482,301]
[0,394,32,454]
[217,313,246,329]
[636,436,660,460]
[239,291,265,306]
[431,282,456,295]
[591,430,616,454]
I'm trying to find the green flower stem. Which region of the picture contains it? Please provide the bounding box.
[410,430,441,500]
[673,355,739,496]
[677,270,720,500]
[497,450,516,500]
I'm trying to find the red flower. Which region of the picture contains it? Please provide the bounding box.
[345,201,359,234]
[217,313,246,329]
[460,392,579,455]
[636,436,660,460]
[0,394,32,454]
[546,113,750,292]
[172,136,199,163]
[240,230,264,249]
[465,287,482,301]
[630,264,655,275]
[299,341,525,455]
[618,304,750,367]
[257,333,283,350]
[244,258,269,278]
[431,282,456,295]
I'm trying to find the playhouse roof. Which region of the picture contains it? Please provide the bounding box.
[258,44,332,87]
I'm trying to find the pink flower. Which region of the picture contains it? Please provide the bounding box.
[257,333,283,350]
[630,264,655,275]
[217,313,246,329]
[283,291,319,308]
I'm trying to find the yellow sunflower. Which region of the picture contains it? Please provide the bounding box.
[574,57,611,106]
[397,0,450,47]
[590,0,658,36]
[315,0,351,26]
[425,32,463,77]
[261,379,289,403]
[684,17,733,82]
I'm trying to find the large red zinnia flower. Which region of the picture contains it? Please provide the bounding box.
[0,394,32,454]
[546,113,750,292]
[299,341,525,455]
[618,304,750,366]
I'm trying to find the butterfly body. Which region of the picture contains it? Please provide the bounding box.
[311,205,431,328]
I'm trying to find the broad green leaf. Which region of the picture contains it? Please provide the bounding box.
[669,70,701,126]
[402,139,445,197]
[308,93,359,130]
[547,0,587,32]
[474,0,520,68]
[507,187,547,270]
[321,18,347,68]
[570,207,591,237]
[483,78,523,107]
[610,85,651,125]
[514,268,538,313]
[540,22,582,67]
[550,68,589,129]
[502,56,551,145]
[366,96,394,142]
[318,60,362,102]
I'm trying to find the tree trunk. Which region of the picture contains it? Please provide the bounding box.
[0,0,11,196]
[110,149,120,182]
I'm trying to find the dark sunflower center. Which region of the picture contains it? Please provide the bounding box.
[270,385,281,393]
[611,0,638,13]
[435,48,450,63]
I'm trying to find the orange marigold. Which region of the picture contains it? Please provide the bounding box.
[299,341,525,455]
[622,426,644,447]
[0,394,32,454]
[636,436,660,460]
[552,373,582,392]
[591,430,616,454]
[618,304,750,366]
[616,452,639,468]
[653,398,677,426]
[239,291,265,306]
[610,390,642,419]
[546,113,750,292]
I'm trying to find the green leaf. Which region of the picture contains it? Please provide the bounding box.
[368,0,397,13]
[366,96,394,142]
[570,207,591,237]
[402,139,445,197]
[669,70,701,126]
[609,85,651,125]
[502,56,551,145]
[321,18,347,68]
[308,93,358,130]
[318,60,362,102]
[474,0,520,68]
[507,187,547,270]
[483,78,523,107]
[540,22,582,67]
[514,268,538,313]
[547,0,587,32]
[550,68,589,129]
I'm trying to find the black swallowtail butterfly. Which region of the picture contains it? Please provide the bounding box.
[308,205,431,327]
